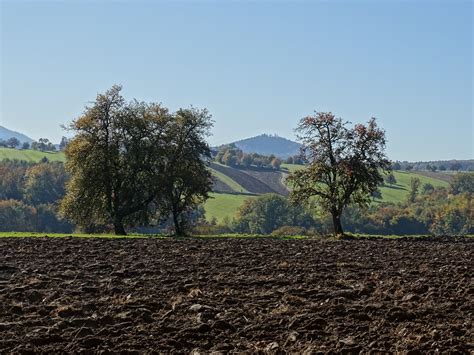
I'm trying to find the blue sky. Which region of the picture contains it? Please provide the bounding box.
[1,0,472,161]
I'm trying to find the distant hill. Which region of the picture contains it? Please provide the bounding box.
[0,126,34,144]
[230,134,301,159]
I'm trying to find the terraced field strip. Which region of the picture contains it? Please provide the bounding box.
[210,163,275,194]
[412,171,454,183]
[238,168,289,196]
[210,168,248,193]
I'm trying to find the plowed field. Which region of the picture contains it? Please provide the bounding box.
[0,236,472,353]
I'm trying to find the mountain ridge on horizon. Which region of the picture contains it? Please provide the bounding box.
[0,125,34,144]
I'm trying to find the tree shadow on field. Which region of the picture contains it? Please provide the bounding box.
[385,184,407,191]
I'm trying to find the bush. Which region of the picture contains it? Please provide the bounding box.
[36,204,74,233]
[0,199,36,232]
[234,194,315,234]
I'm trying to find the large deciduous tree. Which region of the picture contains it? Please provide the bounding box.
[287,112,390,235]
[60,85,213,235]
[158,108,213,236]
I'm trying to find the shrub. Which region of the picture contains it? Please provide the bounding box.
[0,199,36,232]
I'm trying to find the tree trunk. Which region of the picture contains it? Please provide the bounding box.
[114,217,127,235]
[172,210,183,236]
[331,211,344,236]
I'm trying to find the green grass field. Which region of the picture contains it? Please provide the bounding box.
[377,171,449,203]
[0,232,154,238]
[281,163,305,172]
[1,232,470,239]
[204,192,257,223]
[0,148,66,162]
[0,232,306,239]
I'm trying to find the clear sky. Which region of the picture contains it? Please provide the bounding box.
[1,0,472,161]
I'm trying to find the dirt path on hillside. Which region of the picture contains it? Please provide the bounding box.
[0,236,472,353]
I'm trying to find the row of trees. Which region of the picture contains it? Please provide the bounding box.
[0,160,73,232]
[344,188,472,235]
[0,138,27,149]
[215,145,282,169]
[392,161,471,172]
[0,137,69,152]
[284,155,305,165]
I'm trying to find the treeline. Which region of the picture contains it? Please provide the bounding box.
[213,145,305,169]
[214,145,282,169]
[393,160,473,172]
[0,158,207,234]
[0,160,73,232]
[1,158,472,235]
[0,137,70,152]
[342,180,472,235]
[283,155,305,165]
[196,173,473,236]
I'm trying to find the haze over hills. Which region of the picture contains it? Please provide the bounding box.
[1,125,472,167]
[230,134,301,159]
[0,126,34,144]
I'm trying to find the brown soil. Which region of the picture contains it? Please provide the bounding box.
[211,174,235,194]
[0,236,472,353]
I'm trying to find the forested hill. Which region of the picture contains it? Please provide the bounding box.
[0,126,34,144]
[230,134,301,159]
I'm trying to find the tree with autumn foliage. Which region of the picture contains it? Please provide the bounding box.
[287,112,391,235]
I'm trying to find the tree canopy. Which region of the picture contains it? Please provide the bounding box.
[60,85,213,235]
[287,112,390,235]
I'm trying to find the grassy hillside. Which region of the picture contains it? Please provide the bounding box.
[205,168,450,223]
[377,171,449,203]
[0,148,65,162]
[204,193,257,223]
